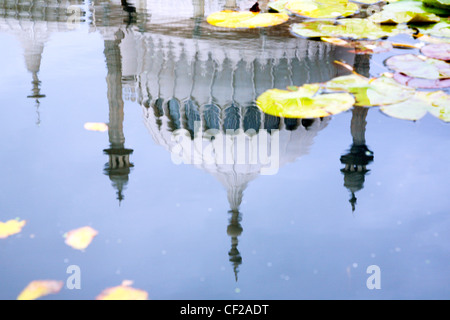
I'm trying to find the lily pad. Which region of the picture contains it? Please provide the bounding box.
[380,0,449,15]
[385,54,450,79]
[268,0,292,14]
[0,219,26,239]
[256,83,355,118]
[291,18,403,40]
[412,19,450,38]
[96,280,149,300]
[64,226,98,250]
[381,90,450,122]
[206,11,289,28]
[422,0,450,10]
[17,280,63,300]
[325,74,415,106]
[369,10,440,24]
[321,37,394,54]
[421,43,450,60]
[285,0,359,19]
[393,71,450,88]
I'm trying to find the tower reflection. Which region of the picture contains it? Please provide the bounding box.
[340,53,374,212]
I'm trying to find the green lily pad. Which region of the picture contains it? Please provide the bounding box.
[422,0,450,10]
[381,0,449,15]
[412,19,450,38]
[256,83,355,118]
[381,90,450,122]
[285,0,359,19]
[325,74,415,106]
[385,54,450,79]
[369,11,440,24]
[268,0,292,14]
[421,43,450,60]
[291,18,403,40]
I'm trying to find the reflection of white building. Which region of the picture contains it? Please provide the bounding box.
[91,0,355,280]
[0,0,83,124]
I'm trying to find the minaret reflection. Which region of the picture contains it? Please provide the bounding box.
[340,54,374,212]
[103,30,134,205]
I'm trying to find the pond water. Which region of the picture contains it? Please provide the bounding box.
[0,0,449,300]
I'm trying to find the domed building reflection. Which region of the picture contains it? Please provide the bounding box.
[92,0,357,280]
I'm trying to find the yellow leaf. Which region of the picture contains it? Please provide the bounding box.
[0,219,26,239]
[96,280,148,300]
[17,280,63,300]
[207,11,289,28]
[64,226,98,250]
[84,122,108,132]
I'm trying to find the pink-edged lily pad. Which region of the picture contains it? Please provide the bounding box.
[421,43,450,61]
[393,72,450,89]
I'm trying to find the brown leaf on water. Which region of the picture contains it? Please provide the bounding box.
[0,219,26,239]
[96,280,149,300]
[64,226,98,250]
[17,280,63,300]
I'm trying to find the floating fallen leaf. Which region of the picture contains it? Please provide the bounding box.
[385,54,450,79]
[206,11,289,28]
[291,18,404,40]
[326,74,415,106]
[381,90,450,122]
[421,43,450,60]
[0,219,26,239]
[285,0,359,19]
[17,280,63,300]
[64,226,98,250]
[96,280,148,300]
[84,122,108,132]
[256,83,355,118]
